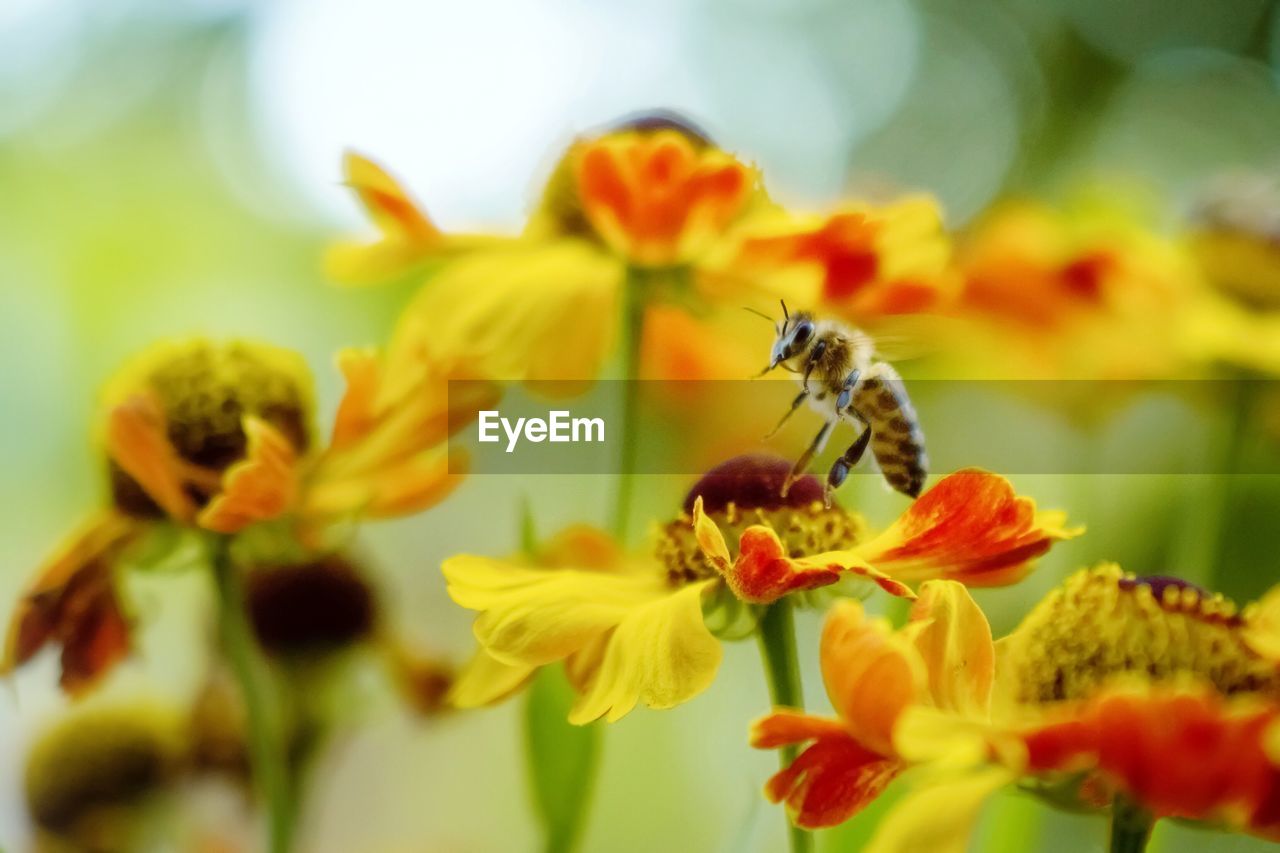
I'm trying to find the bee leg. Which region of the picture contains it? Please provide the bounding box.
[764,389,809,439]
[781,420,834,498]
[835,368,861,414]
[801,339,827,393]
[824,424,872,507]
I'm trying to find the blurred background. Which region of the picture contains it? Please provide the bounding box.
[2,0,1279,850]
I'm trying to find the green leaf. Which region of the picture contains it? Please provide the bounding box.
[524,666,600,853]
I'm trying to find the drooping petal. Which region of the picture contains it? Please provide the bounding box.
[903,581,995,716]
[864,766,1014,853]
[442,557,663,667]
[197,417,299,534]
[750,709,849,749]
[856,469,1081,587]
[691,498,911,603]
[324,152,445,285]
[568,579,721,723]
[447,648,537,709]
[2,513,142,693]
[763,734,903,830]
[384,240,620,388]
[819,600,925,756]
[105,393,196,522]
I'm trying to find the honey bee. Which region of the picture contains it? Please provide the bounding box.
[755,301,927,503]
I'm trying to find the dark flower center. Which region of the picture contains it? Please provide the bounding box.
[245,556,376,656]
[682,453,823,514]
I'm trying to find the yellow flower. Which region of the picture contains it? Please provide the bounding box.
[445,454,1075,724]
[1182,171,1280,374]
[750,582,994,828]
[328,112,956,387]
[859,566,1280,850]
[25,699,186,839]
[948,195,1208,379]
[3,337,485,694]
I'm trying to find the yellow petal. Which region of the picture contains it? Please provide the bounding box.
[442,557,661,667]
[384,240,620,389]
[448,648,537,708]
[903,581,995,717]
[568,579,721,724]
[691,496,732,573]
[864,766,1014,853]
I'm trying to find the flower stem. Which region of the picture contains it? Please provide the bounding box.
[756,599,813,853]
[211,539,294,853]
[1108,796,1154,853]
[611,266,648,543]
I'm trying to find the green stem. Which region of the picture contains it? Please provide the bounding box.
[1108,796,1154,853]
[610,266,648,543]
[756,599,813,853]
[211,540,294,853]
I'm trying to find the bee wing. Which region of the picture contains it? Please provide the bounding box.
[850,315,959,362]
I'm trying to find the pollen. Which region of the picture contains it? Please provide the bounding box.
[656,454,866,585]
[103,339,313,515]
[1000,564,1280,704]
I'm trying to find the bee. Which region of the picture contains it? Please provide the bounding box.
[755,300,927,503]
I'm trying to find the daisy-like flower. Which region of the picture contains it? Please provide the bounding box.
[3,337,486,694]
[750,581,994,828]
[327,112,955,388]
[443,454,1077,724]
[948,196,1207,379]
[839,566,1280,851]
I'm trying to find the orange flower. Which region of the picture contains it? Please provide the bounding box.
[861,568,1280,851]
[750,582,995,828]
[692,468,1080,603]
[3,338,488,693]
[575,126,754,267]
[735,196,956,322]
[328,113,956,391]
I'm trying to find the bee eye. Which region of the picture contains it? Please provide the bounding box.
[794,323,813,345]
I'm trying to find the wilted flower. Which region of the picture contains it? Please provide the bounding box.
[443,454,1075,724]
[3,338,483,693]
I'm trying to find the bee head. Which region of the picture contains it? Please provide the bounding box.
[766,300,816,371]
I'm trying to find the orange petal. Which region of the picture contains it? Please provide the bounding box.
[857,469,1081,587]
[105,393,196,522]
[691,498,914,603]
[904,580,995,716]
[763,734,903,829]
[343,151,440,244]
[819,600,924,755]
[750,709,849,748]
[1018,686,1280,834]
[2,512,141,692]
[328,347,381,452]
[197,417,299,534]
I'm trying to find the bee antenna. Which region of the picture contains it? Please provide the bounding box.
[743,306,774,323]
[780,299,790,323]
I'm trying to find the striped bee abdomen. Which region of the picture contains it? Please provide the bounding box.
[851,365,928,498]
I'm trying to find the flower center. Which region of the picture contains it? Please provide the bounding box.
[245,556,376,656]
[106,339,313,515]
[1001,564,1280,704]
[656,454,865,586]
